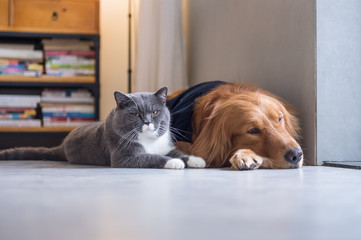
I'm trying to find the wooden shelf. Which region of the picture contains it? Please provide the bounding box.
[0,75,95,83]
[0,126,76,132]
[0,26,99,35]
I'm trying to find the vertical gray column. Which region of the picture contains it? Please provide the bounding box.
[316,0,361,164]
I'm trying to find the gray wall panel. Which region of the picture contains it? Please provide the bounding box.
[317,0,361,164]
[187,0,316,165]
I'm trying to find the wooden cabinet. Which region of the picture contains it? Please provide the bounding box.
[1,0,99,34]
[0,1,100,149]
[0,0,9,27]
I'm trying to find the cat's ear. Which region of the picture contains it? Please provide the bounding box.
[154,87,168,105]
[114,91,134,108]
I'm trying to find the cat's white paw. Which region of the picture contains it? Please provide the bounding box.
[187,156,206,168]
[164,158,185,169]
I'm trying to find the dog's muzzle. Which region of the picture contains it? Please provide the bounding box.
[284,148,303,164]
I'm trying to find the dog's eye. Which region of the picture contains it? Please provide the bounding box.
[247,128,261,134]
[279,117,284,124]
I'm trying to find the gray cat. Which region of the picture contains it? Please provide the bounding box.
[0,87,206,169]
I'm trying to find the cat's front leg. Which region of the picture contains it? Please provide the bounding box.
[166,149,206,168]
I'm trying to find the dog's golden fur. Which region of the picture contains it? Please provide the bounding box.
[174,83,303,170]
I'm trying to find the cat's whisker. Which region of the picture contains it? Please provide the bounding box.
[158,125,171,135]
[169,131,180,143]
[160,125,178,140]
[169,126,190,135]
[160,125,170,136]
[117,129,136,143]
[158,125,187,143]
[169,126,190,133]
[168,126,191,142]
[115,129,138,152]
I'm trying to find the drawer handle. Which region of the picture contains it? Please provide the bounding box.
[52,11,58,21]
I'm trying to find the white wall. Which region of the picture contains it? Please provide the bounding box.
[187,0,316,165]
[100,0,129,120]
[317,0,361,164]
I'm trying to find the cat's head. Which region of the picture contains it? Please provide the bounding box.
[112,87,171,139]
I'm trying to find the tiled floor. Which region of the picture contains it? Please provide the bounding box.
[0,161,360,240]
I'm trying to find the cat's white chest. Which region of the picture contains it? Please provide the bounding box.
[137,128,174,155]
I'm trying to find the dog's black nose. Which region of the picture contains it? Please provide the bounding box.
[284,148,303,164]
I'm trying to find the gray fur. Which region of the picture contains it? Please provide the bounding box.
[0,88,191,168]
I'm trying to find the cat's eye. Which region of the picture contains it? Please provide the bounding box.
[279,117,284,124]
[133,113,140,117]
[151,111,159,116]
[247,128,261,135]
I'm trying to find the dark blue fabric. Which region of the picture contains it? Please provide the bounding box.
[166,81,227,143]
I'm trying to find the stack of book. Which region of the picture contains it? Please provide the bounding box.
[40,88,95,127]
[42,39,95,77]
[0,94,41,127]
[0,44,43,76]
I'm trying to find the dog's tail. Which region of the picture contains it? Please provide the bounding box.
[0,146,67,161]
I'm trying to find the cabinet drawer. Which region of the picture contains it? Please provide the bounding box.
[12,0,99,33]
[0,0,9,27]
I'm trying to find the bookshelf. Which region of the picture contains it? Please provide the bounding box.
[0,32,100,149]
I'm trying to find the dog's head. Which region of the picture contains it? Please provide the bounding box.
[191,84,303,169]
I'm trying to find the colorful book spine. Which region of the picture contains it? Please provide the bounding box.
[0,107,36,113]
[44,51,95,57]
[40,96,94,103]
[42,112,94,118]
[43,117,94,127]
[0,113,35,119]
[44,117,94,121]
[42,88,92,98]
[0,58,43,76]
[0,119,41,127]
[0,49,43,60]
[41,105,94,113]
[0,95,41,108]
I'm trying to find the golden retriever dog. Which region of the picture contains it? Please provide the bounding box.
[166,81,303,170]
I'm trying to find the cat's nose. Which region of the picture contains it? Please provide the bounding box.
[144,121,150,125]
[142,123,155,132]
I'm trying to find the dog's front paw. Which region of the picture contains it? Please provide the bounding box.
[187,156,206,168]
[229,149,263,170]
[164,158,185,169]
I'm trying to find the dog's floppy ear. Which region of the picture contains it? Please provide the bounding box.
[283,102,301,141]
[190,105,232,168]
